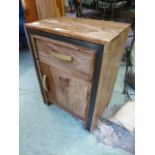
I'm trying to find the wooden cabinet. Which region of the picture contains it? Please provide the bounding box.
[25,17,130,131]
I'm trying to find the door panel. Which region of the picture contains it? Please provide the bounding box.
[38,61,92,121]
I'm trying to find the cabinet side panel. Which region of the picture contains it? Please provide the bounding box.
[91,29,129,131]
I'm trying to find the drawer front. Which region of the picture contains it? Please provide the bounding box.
[31,35,96,82]
[38,61,92,120]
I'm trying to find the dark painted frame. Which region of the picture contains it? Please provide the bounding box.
[25,28,104,131]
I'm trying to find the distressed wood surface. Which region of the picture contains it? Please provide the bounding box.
[33,35,96,82]
[90,28,129,131]
[35,0,65,20]
[21,0,65,22]
[38,61,93,121]
[25,17,130,45]
[21,0,38,22]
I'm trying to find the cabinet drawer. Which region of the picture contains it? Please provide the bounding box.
[31,35,96,82]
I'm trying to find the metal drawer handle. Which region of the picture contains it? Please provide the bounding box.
[42,75,48,92]
[49,50,73,62]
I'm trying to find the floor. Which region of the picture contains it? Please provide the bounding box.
[19,47,134,155]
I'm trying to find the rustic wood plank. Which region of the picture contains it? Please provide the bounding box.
[39,61,93,121]
[21,0,65,22]
[31,35,96,82]
[25,17,130,45]
[21,0,38,22]
[35,0,65,20]
[90,29,129,131]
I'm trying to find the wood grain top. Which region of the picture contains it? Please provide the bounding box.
[25,17,130,45]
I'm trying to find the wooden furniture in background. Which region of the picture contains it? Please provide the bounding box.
[21,0,65,22]
[21,0,38,22]
[35,0,65,20]
[25,17,129,131]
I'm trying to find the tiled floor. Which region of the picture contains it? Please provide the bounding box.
[19,49,134,155]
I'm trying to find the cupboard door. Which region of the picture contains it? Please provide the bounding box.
[38,61,93,121]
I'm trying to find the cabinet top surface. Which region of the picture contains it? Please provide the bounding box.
[25,17,130,45]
